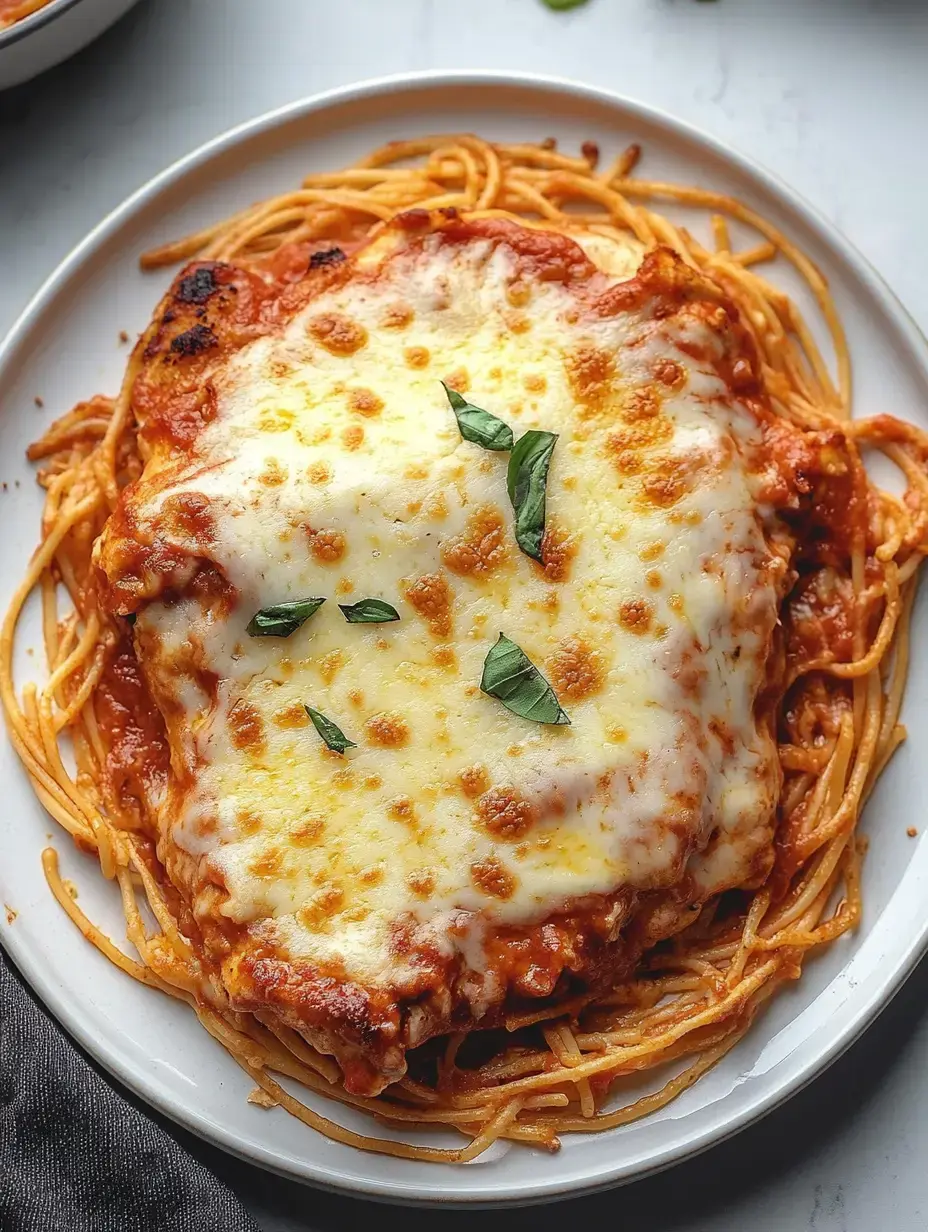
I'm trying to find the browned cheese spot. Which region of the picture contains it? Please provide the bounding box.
[540,521,578,582]
[471,856,517,900]
[237,808,261,837]
[444,367,470,393]
[611,448,642,475]
[273,701,310,729]
[258,458,287,487]
[408,869,435,898]
[306,461,331,484]
[639,541,665,562]
[366,712,409,747]
[507,280,531,308]
[654,358,686,389]
[523,372,547,394]
[404,572,453,637]
[641,466,685,508]
[388,796,416,824]
[404,346,430,369]
[458,763,490,799]
[547,636,605,700]
[349,388,384,417]
[319,651,344,685]
[646,570,663,590]
[606,419,671,475]
[424,491,449,521]
[308,313,368,356]
[567,344,615,416]
[306,527,346,564]
[619,598,654,634]
[360,865,384,885]
[228,699,264,752]
[291,815,325,846]
[441,506,508,578]
[382,302,413,329]
[298,884,345,927]
[430,645,456,670]
[623,387,662,422]
[475,786,538,840]
[341,425,365,451]
[249,846,283,878]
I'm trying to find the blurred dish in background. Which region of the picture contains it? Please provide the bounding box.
[1,0,55,31]
[0,0,141,89]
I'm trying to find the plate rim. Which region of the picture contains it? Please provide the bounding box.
[2,68,928,1206]
[0,0,86,52]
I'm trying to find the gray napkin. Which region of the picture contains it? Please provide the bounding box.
[0,947,260,1232]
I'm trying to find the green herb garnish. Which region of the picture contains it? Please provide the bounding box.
[442,382,514,452]
[507,430,558,562]
[541,0,589,9]
[304,705,357,754]
[480,634,570,726]
[245,597,326,638]
[338,598,401,623]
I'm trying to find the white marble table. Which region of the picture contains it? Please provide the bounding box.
[2,1,928,1227]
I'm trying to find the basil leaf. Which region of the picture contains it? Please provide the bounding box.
[480,633,570,726]
[304,705,357,754]
[507,429,558,562]
[442,382,514,452]
[339,598,401,624]
[246,597,326,638]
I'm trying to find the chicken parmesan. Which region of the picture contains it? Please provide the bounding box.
[5,134,925,1158]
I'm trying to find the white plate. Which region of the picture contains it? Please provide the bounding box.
[0,0,141,91]
[2,72,928,1207]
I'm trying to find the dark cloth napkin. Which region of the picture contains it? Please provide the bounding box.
[0,946,261,1232]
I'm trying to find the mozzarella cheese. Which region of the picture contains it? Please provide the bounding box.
[105,221,784,1001]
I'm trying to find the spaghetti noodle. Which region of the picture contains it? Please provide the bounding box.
[3,134,926,1161]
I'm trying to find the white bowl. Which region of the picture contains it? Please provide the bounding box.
[0,0,140,90]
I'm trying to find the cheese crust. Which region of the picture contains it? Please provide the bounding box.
[95,213,808,1094]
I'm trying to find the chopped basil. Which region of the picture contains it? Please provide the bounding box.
[507,429,558,562]
[245,597,325,638]
[339,598,401,623]
[442,382,514,452]
[480,633,570,726]
[304,705,357,754]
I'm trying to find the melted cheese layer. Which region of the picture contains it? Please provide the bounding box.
[109,224,783,994]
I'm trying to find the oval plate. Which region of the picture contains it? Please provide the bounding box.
[1,72,927,1206]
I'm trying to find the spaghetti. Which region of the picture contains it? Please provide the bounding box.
[3,134,927,1161]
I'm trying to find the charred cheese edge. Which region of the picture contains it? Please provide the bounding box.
[96,216,792,1077]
